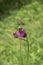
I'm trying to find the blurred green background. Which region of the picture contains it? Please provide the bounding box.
[0,0,43,65]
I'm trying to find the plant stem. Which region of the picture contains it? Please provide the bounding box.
[26,35,29,65]
[19,38,23,65]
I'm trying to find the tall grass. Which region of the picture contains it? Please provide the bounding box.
[0,1,43,65]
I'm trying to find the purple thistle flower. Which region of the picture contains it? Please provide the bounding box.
[13,32,18,38]
[16,20,21,25]
[13,27,27,38]
[16,20,25,25]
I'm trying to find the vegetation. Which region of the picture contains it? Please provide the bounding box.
[0,0,43,65]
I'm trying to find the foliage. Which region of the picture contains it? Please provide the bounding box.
[0,0,43,65]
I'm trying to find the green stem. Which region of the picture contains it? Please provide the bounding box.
[26,35,29,65]
[19,38,23,65]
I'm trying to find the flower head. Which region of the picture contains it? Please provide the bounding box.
[16,20,25,25]
[16,20,21,25]
[13,26,27,38]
